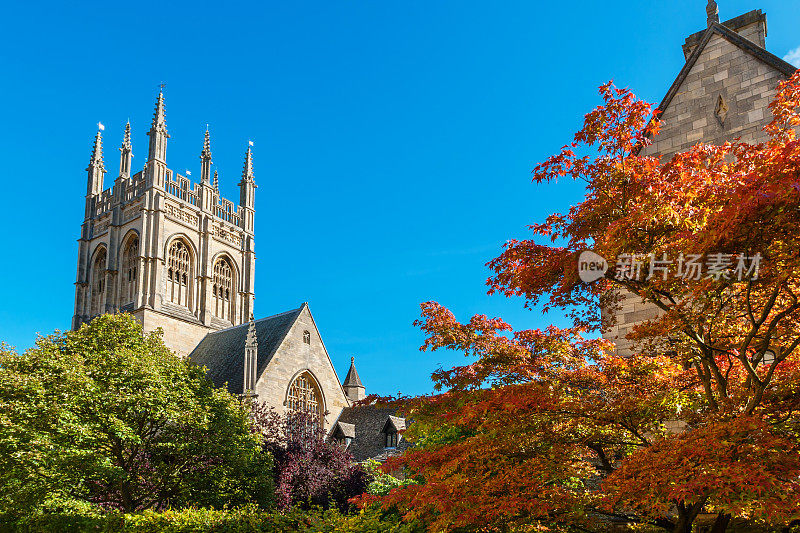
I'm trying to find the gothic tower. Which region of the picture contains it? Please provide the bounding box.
[73,89,257,356]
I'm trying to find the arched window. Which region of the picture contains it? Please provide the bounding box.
[167,239,191,308]
[90,247,107,318]
[212,256,234,322]
[120,236,139,306]
[287,372,323,423]
[303,330,311,344]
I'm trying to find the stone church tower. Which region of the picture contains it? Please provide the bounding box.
[603,2,797,356]
[73,89,256,356]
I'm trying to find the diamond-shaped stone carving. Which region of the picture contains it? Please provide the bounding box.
[714,94,729,126]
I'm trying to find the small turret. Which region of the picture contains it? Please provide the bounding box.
[343,357,365,402]
[243,313,259,396]
[118,121,133,180]
[86,127,106,197]
[146,87,169,163]
[200,127,212,184]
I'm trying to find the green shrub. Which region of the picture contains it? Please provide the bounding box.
[7,505,417,533]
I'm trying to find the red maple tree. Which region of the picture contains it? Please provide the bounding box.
[361,72,800,532]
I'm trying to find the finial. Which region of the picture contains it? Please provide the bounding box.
[121,121,131,150]
[707,0,719,26]
[151,87,167,130]
[239,143,256,185]
[88,129,106,171]
[213,169,219,191]
[201,128,212,159]
[351,356,355,363]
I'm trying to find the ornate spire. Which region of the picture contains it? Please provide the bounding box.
[239,145,255,185]
[200,126,213,184]
[86,127,106,197]
[213,169,219,191]
[147,86,170,162]
[118,121,133,180]
[239,143,257,231]
[87,129,105,172]
[151,87,167,131]
[707,0,719,26]
[122,120,131,150]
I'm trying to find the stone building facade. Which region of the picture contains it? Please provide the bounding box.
[73,91,407,458]
[73,89,255,357]
[602,2,797,356]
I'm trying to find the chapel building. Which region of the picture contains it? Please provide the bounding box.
[72,91,407,457]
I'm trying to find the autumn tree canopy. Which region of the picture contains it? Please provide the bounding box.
[366,72,800,533]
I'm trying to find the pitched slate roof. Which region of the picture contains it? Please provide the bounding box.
[189,305,304,394]
[334,405,411,462]
[333,421,356,439]
[384,416,406,432]
[657,13,796,115]
[342,357,364,388]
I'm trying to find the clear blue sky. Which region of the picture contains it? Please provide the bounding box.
[1,1,798,396]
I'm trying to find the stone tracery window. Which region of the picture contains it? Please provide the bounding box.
[287,372,323,423]
[167,239,191,308]
[212,256,234,322]
[120,236,139,306]
[90,247,107,318]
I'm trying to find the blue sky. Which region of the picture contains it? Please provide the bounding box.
[1,1,798,396]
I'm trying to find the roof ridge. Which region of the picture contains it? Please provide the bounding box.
[203,306,304,336]
[656,22,796,116]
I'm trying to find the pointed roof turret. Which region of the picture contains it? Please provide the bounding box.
[706,0,720,26]
[343,357,364,389]
[87,129,106,172]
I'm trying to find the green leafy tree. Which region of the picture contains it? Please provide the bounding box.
[0,313,274,518]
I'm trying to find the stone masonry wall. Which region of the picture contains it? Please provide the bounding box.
[254,306,350,430]
[602,25,790,357]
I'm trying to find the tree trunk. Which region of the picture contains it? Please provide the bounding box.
[672,502,703,533]
[710,513,731,533]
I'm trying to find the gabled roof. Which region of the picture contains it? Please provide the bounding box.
[343,357,364,389]
[333,421,356,439]
[657,15,796,116]
[189,305,305,394]
[334,405,412,462]
[383,415,406,433]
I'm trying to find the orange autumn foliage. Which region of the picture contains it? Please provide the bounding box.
[358,73,800,532]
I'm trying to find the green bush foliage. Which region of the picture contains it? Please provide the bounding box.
[0,314,274,519]
[9,505,419,533]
